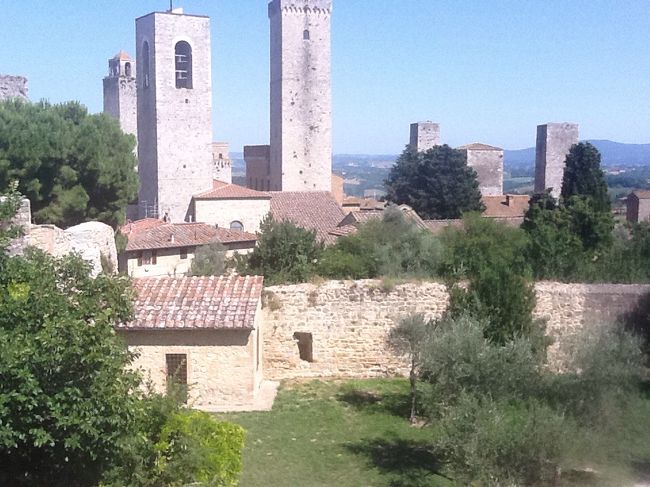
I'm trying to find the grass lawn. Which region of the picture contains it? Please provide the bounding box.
[220,379,650,487]
[220,379,452,487]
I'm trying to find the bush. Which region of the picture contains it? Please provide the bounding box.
[154,410,245,487]
[436,394,571,486]
[239,216,323,285]
[190,242,227,277]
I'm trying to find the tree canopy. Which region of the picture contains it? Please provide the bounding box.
[0,100,138,228]
[384,145,484,219]
[561,142,610,212]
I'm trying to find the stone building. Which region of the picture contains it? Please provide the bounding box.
[118,276,266,411]
[626,190,650,223]
[409,121,440,152]
[192,182,272,233]
[212,142,232,185]
[534,122,579,199]
[0,75,28,101]
[244,145,272,191]
[458,143,504,196]
[136,8,214,222]
[103,51,138,144]
[119,219,257,277]
[246,0,333,192]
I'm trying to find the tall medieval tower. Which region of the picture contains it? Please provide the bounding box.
[268,0,332,192]
[135,8,214,221]
[103,51,137,143]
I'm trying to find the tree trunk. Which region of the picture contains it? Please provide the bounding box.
[409,358,417,424]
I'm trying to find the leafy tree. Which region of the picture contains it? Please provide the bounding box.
[385,145,484,219]
[0,246,140,485]
[240,215,323,285]
[189,242,227,276]
[0,99,138,228]
[387,313,433,423]
[561,142,610,212]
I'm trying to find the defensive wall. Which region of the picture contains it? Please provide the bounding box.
[262,279,650,380]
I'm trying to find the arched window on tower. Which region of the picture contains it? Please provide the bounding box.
[175,41,193,89]
[124,62,132,78]
[303,29,310,40]
[142,41,150,88]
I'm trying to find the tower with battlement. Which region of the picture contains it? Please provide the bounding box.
[534,122,579,199]
[136,8,214,221]
[268,0,332,192]
[103,51,138,144]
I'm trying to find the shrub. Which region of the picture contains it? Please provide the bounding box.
[240,215,323,285]
[190,242,227,277]
[436,393,571,486]
[154,410,245,487]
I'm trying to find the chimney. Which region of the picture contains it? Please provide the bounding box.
[170,234,175,243]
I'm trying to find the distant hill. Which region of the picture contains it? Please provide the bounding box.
[505,140,650,171]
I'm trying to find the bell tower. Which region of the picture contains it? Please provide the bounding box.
[135,8,214,221]
[103,51,137,143]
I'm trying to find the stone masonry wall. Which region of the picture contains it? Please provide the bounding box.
[262,280,650,380]
[534,122,579,199]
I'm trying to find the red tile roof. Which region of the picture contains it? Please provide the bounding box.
[423,219,463,234]
[113,50,133,61]
[270,191,346,242]
[482,195,530,219]
[125,222,256,252]
[194,180,271,200]
[119,276,264,331]
[121,218,165,236]
[632,190,650,199]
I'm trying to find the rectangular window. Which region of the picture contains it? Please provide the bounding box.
[180,248,188,260]
[166,353,188,402]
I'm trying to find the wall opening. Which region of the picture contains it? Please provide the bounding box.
[124,62,132,77]
[166,353,188,402]
[230,220,244,231]
[175,41,193,89]
[303,29,310,40]
[293,332,313,362]
[142,41,150,88]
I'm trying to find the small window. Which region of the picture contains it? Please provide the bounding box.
[303,29,310,40]
[124,62,132,77]
[166,354,188,402]
[139,250,157,266]
[142,41,150,89]
[180,248,188,260]
[175,41,193,89]
[230,221,244,232]
[293,332,313,362]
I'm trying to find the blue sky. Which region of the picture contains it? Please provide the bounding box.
[1,1,649,153]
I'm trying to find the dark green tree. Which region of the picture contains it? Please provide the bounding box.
[239,215,323,285]
[385,145,484,219]
[561,142,610,212]
[0,99,138,228]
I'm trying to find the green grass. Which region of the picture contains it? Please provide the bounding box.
[220,379,650,487]
[220,379,452,487]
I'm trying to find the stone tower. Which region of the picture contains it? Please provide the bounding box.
[268,0,332,192]
[409,122,440,152]
[136,8,213,221]
[103,51,138,143]
[534,122,579,199]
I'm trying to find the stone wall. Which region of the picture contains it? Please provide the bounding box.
[262,279,650,380]
[193,198,271,234]
[409,122,440,152]
[534,122,579,198]
[465,146,504,196]
[0,75,28,101]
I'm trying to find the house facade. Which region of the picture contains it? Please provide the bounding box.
[117,276,265,411]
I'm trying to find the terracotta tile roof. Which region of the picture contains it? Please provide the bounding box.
[270,191,346,242]
[631,190,650,199]
[482,195,530,219]
[113,50,133,61]
[423,219,464,234]
[328,224,358,238]
[125,222,256,252]
[119,276,264,330]
[120,218,165,236]
[194,180,271,200]
[338,210,384,227]
[457,142,503,151]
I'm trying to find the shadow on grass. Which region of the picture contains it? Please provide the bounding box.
[632,460,650,483]
[347,438,449,487]
[337,388,412,418]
